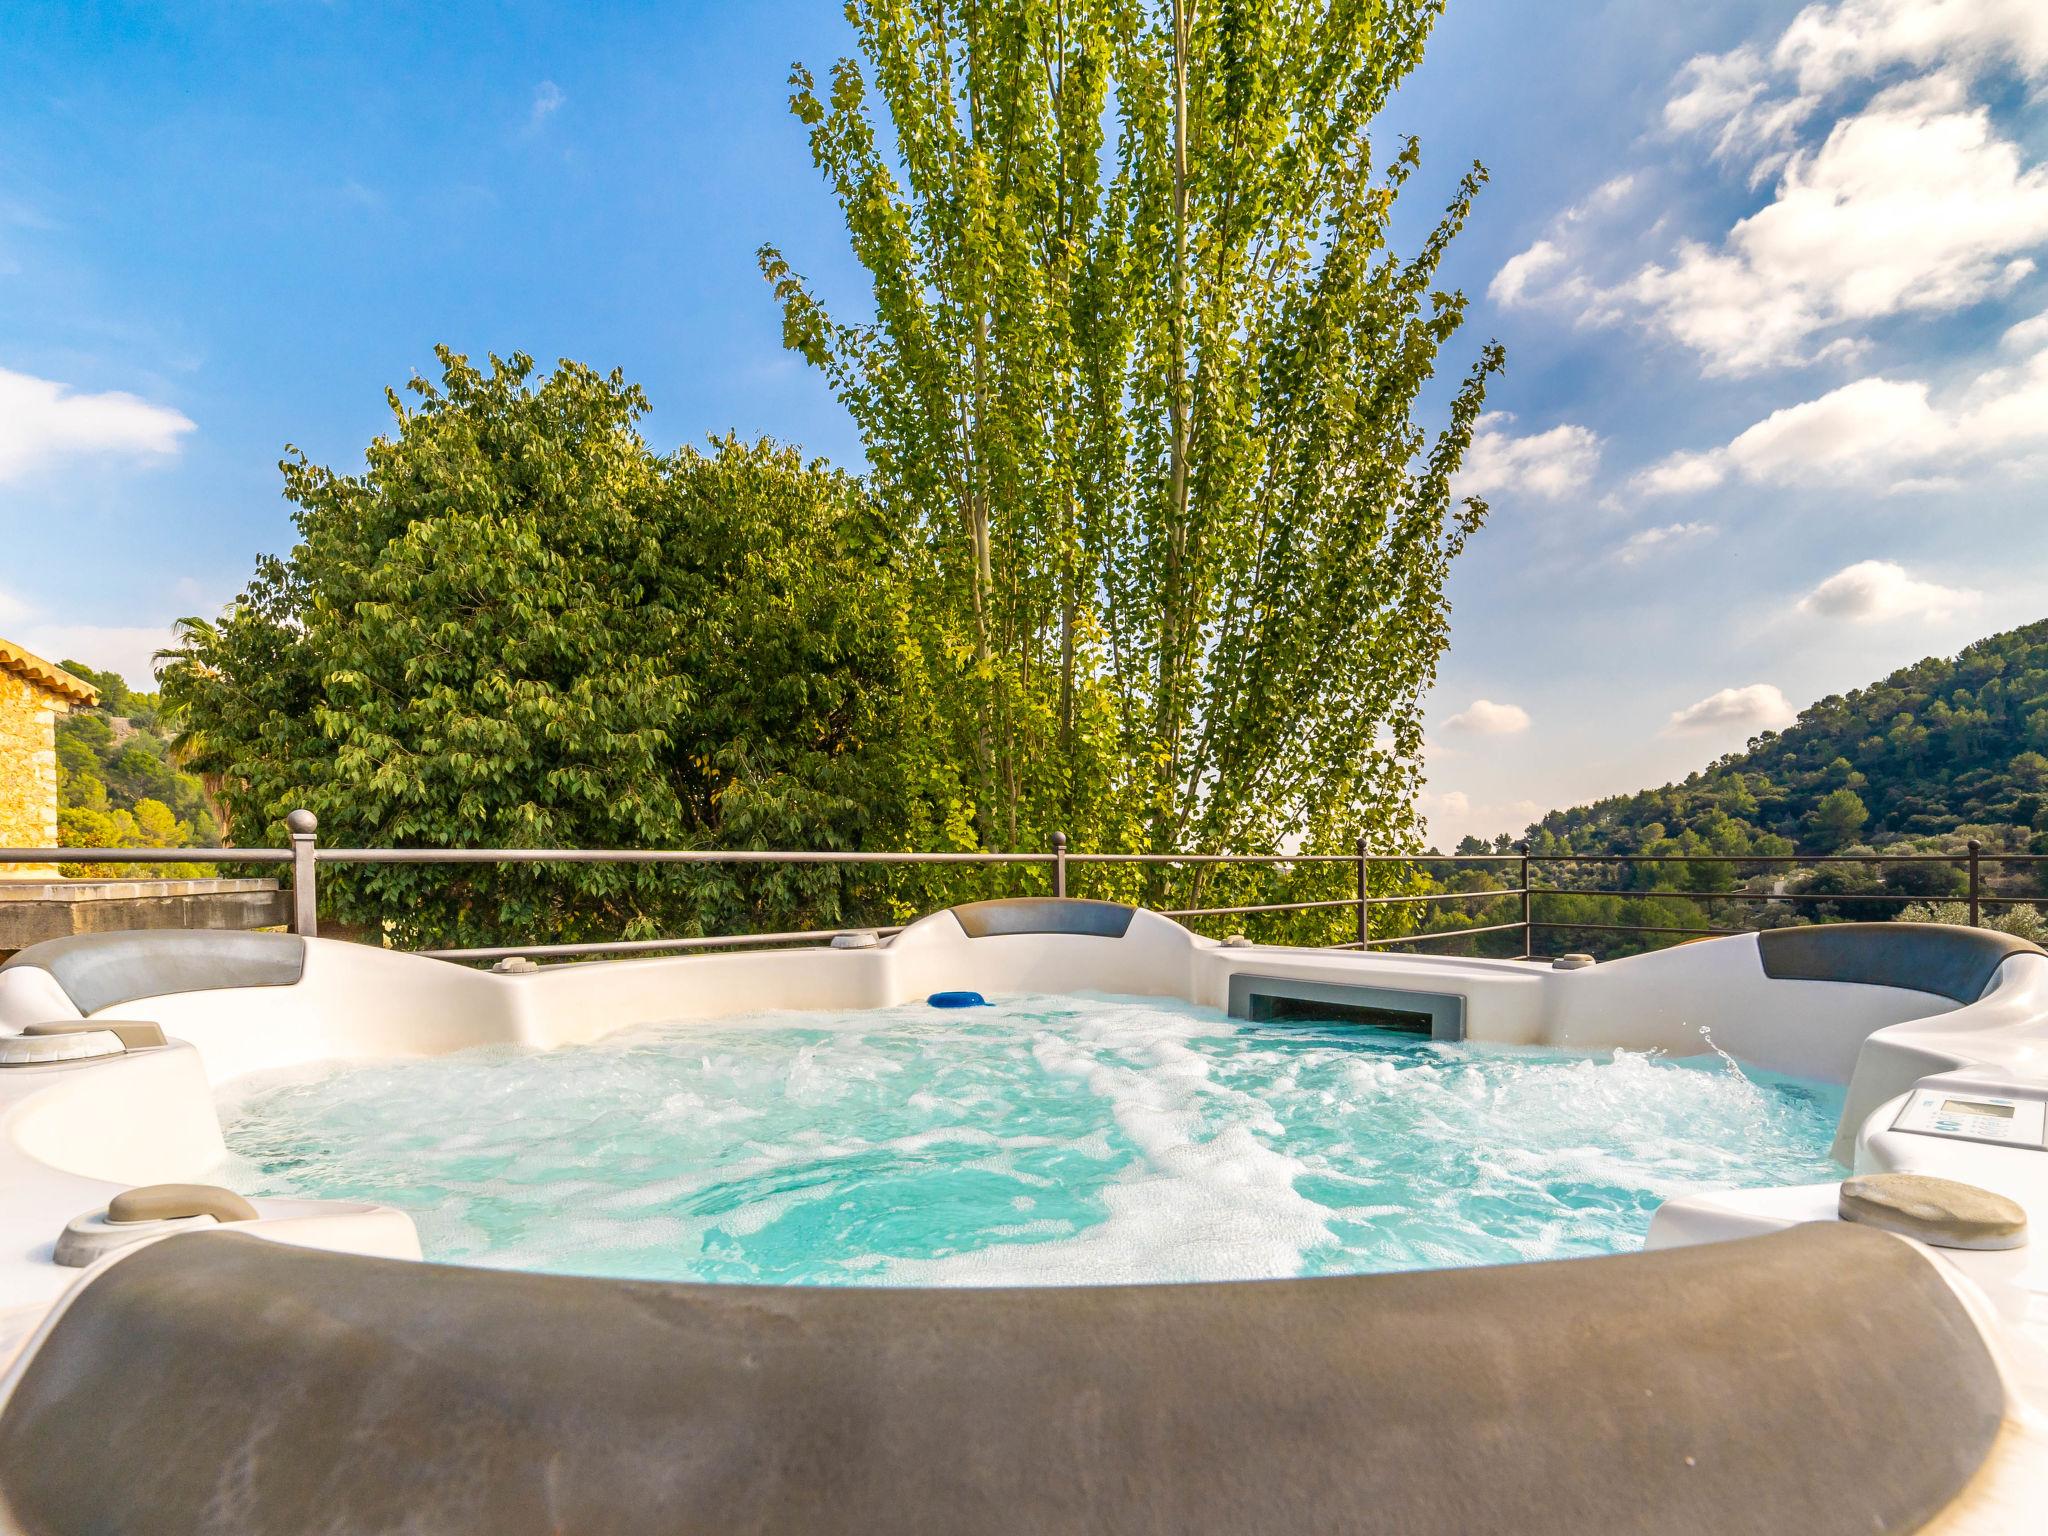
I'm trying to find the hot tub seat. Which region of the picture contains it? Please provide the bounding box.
[948,896,1137,939]
[0,1222,2003,1536]
[0,929,305,1017]
[1758,921,2043,1004]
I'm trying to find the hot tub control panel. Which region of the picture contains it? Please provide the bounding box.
[1892,1088,2048,1151]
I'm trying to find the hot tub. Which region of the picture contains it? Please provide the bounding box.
[1,900,2045,1533]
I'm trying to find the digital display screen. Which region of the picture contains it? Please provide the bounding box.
[1940,1098,2015,1120]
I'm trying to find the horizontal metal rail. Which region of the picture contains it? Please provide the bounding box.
[1363,919,1528,948]
[1518,851,2048,864]
[1343,851,2043,867]
[1160,896,1357,919]
[1364,888,1523,907]
[1532,919,1743,938]
[1162,887,1521,920]
[419,927,906,963]
[1533,887,1929,904]
[0,847,290,863]
[1066,852,1358,865]
[14,845,2039,869]
[1533,888,2047,907]
[1070,851,1566,865]
[323,847,1052,866]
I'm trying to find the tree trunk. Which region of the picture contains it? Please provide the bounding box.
[1159,0,1194,845]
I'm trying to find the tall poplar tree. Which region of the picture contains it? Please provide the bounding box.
[762,0,1502,863]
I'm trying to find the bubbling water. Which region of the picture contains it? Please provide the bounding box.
[215,994,1845,1287]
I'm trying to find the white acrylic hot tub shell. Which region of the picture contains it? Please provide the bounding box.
[4,911,2048,1531]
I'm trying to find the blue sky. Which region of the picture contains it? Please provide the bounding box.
[2,1,2044,848]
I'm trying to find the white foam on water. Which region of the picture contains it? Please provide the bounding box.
[215,994,1844,1287]
[880,1001,1333,1285]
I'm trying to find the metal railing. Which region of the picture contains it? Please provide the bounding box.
[5,815,2041,963]
[4,816,1509,962]
[1522,840,2048,941]
[1367,839,2045,956]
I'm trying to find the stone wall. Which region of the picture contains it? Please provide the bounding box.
[0,669,63,879]
[0,877,292,960]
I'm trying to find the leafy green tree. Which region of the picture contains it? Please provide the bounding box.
[159,351,966,948]
[762,0,1500,874]
[1806,787,1869,851]
[1900,899,2048,946]
[52,659,219,874]
[1882,857,1967,901]
[58,795,207,879]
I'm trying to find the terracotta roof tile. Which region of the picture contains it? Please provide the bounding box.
[0,636,99,707]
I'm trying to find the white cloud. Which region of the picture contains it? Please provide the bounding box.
[1487,180,1641,311]
[1666,1,2048,150]
[1798,559,1978,623]
[1416,790,1544,848]
[1667,684,1798,735]
[2002,310,2048,353]
[1630,75,2048,374]
[1503,2,2048,375]
[1451,413,1601,501]
[0,367,194,482]
[1664,46,1766,138]
[528,81,565,130]
[1580,174,1635,210]
[1612,521,1716,565]
[1488,240,1567,309]
[1716,376,1948,484]
[1634,338,2048,494]
[1773,0,2048,95]
[1631,453,1726,497]
[1442,698,1532,737]
[1812,335,1875,367]
[1664,46,1815,172]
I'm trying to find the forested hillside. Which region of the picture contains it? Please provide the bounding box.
[1448,620,2048,954]
[1497,620,2048,858]
[54,661,219,876]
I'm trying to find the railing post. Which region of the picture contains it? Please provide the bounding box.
[1517,840,1532,959]
[286,809,318,938]
[1355,834,1370,948]
[1967,838,1982,927]
[1052,830,1069,900]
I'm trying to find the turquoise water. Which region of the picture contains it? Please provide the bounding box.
[216,994,1846,1286]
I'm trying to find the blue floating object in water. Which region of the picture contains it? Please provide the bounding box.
[927,990,988,1009]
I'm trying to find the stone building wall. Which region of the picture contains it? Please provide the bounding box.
[0,668,64,878]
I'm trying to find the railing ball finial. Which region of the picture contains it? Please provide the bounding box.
[285,809,318,835]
